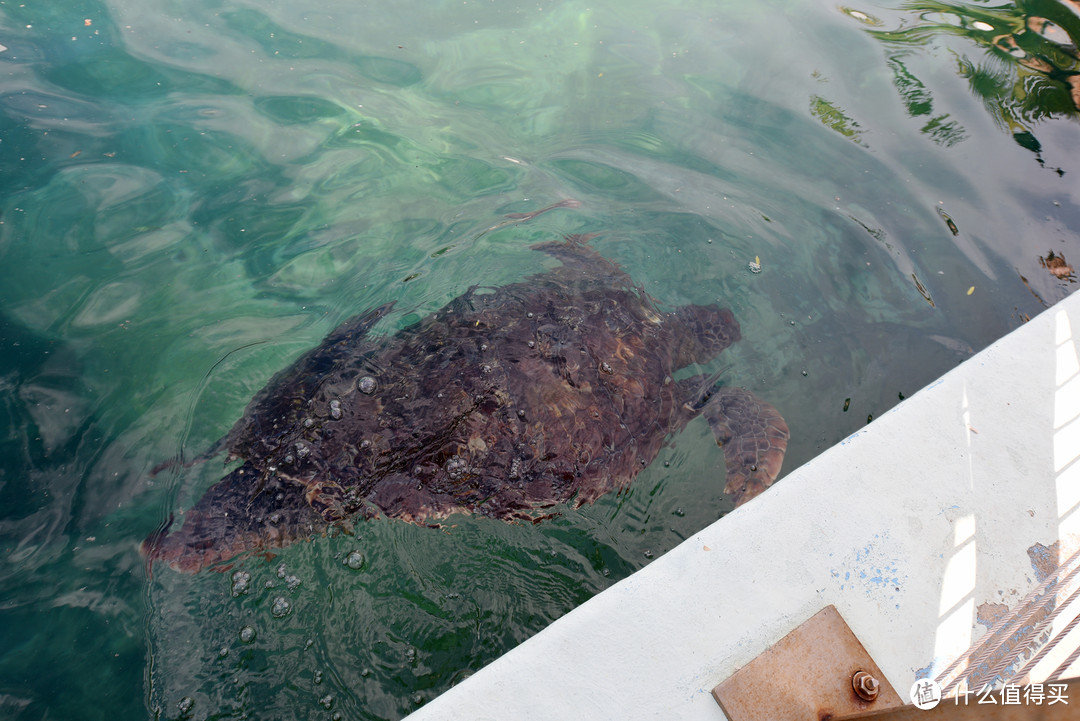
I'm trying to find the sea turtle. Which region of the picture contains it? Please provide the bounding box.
[145,234,789,572]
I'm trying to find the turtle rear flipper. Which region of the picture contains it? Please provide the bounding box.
[702,387,789,506]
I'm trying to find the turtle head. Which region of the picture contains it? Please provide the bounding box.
[142,463,330,573]
[671,304,741,367]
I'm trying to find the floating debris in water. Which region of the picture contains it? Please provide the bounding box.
[1040,250,1075,281]
[937,207,959,235]
[329,399,342,420]
[843,398,851,412]
[839,6,883,25]
[1018,272,1049,308]
[357,376,377,394]
[344,550,365,569]
[911,273,935,307]
[239,626,257,643]
[748,256,762,273]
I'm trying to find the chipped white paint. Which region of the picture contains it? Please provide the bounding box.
[406,291,1080,721]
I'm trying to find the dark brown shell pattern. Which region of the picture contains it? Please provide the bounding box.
[145,236,786,572]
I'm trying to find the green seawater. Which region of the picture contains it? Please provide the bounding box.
[1,0,1078,718]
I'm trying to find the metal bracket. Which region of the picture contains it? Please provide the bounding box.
[712,605,903,721]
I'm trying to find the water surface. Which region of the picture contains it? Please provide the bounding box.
[1,0,1078,719]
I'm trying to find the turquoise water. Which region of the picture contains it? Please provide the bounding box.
[1,0,1078,718]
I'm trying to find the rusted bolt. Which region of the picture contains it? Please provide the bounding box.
[852,671,880,702]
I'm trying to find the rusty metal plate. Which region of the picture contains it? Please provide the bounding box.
[713,605,904,721]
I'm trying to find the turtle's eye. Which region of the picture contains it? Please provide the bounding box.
[691,385,714,409]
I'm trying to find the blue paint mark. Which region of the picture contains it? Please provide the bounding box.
[827,530,909,604]
[915,658,952,680]
[840,430,862,446]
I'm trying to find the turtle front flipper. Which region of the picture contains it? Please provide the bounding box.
[701,387,789,506]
